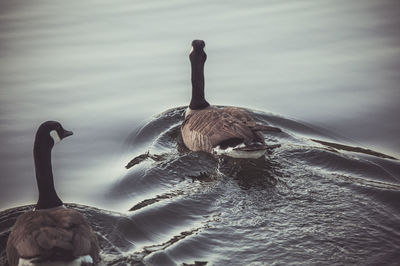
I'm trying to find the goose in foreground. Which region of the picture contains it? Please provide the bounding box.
[181,40,282,159]
[6,121,100,266]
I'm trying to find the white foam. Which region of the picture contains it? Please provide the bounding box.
[19,255,93,266]
[33,205,66,211]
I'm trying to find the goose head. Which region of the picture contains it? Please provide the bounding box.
[35,121,73,148]
[190,39,207,64]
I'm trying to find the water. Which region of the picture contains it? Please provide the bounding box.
[1,0,400,265]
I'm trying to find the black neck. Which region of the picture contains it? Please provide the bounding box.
[189,55,210,110]
[34,140,63,210]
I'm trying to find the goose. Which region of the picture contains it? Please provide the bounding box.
[181,40,282,159]
[6,121,100,266]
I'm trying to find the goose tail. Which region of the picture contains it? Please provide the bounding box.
[212,143,268,159]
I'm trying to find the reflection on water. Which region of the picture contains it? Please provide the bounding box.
[1,0,400,265]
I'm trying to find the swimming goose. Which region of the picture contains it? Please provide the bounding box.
[6,121,100,266]
[181,40,282,159]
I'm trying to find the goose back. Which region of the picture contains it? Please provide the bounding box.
[181,107,265,152]
[6,207,100,266]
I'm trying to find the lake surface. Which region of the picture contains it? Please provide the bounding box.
[1,0,400,265]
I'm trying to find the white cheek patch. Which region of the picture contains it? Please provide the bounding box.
[190,46,194,54]
[50,130,61,144]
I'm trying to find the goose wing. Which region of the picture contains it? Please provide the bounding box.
[7,208,99,265]
[182,107,263,152]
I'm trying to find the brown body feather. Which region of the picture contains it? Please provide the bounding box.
[181,107,266,153]
[6,207,100,266]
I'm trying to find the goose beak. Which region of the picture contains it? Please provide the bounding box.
[61,129,73,139]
